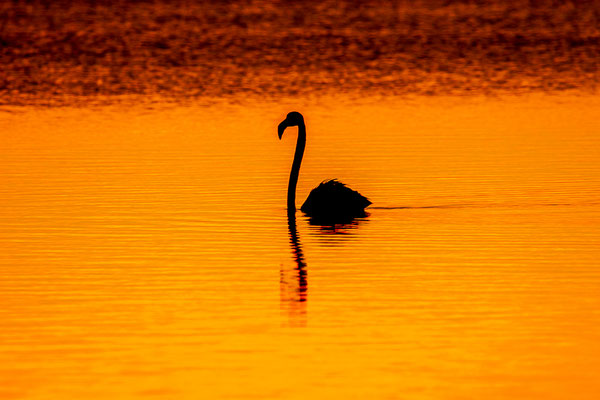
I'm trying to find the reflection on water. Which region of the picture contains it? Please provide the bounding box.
[280,211,308,326]
[309,214,369,236]
[1,96,600,399]
[281,208,370,325]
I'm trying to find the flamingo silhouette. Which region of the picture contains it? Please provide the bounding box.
[278,111,371,221]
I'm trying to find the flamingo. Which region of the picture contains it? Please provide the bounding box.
[278,111,371,221]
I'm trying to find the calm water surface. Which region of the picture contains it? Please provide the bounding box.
[1,95,600,399]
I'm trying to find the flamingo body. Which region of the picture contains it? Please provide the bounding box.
[301,179,371,218]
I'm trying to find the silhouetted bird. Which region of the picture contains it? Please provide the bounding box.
[278,111,371,221]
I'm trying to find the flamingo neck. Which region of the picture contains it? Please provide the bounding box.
[288,122,306,212]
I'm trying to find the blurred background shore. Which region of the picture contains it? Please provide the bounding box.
[1,0,599,106]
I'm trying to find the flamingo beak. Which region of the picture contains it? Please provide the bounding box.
[278,120,288,139]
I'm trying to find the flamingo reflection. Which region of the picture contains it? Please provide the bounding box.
[280,210,307,325]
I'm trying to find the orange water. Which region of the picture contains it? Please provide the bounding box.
[1,95,599,399]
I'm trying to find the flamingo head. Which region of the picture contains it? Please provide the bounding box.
[278,111,304,139]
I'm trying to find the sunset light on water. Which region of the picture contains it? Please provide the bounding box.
[1,1,600,399]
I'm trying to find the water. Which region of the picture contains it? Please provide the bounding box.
[1,95,599,399]
[2,0,600,397]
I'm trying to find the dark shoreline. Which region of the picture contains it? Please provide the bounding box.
[2,0,599,106]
